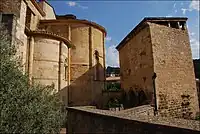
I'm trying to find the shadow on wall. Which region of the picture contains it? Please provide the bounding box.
[102,88,150,110]
[58,63,105,108]
[102,90,123,109]
[120,89,149,109]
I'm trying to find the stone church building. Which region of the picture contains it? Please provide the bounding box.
[1,0,199,120]
[0,0,106,107]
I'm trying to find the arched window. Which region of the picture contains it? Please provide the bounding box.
[128,89,138,107]
[138,90,147,105]
[64,58,68,81]
[25,7,32,29]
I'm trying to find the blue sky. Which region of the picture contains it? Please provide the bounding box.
[48,0,199,67]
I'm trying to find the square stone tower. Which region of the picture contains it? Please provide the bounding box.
[116,17,199,119]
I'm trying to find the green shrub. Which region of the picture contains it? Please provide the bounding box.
[196,115,200,120]
[107,98,121,108]
[105,82,121,91]
[0,25,66,133]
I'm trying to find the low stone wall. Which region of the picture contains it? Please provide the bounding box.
[117,105,154,116]
[67,106,200,134]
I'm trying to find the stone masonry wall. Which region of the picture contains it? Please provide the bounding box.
[33,37,68,92]
[67,107,200,134]
[1,0,106,107]
[38,1,56,20]
[14,0,28,72]
[33,37,60,90]
[119,24,154,103]
[149,22,199,119]
[69,26,91,106]
[0,0,21,17]
[37,23,105,107]
[117,105,154,116]
[92,27,105,80]
[38,24,69,38]
[68,25,105,107]
[0,0,43,72]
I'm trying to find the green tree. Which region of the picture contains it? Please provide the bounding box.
[0,25,66,133]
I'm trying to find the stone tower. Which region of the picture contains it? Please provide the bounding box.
[116,17,199,119]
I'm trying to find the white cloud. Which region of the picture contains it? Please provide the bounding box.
[181,0,199,15]
[67,1,76,7]
[186,24,189,29]
[106,45,119,67]
[67,1,88,9]
[174,9,178,13]
[173,3,176,8]
[105,36,112,42]
[78,5,88,9]
[190,38,200,59]
[189,0,200,11]
[189,28,199,59]
[189,32,195,36]
[181,8,188,15]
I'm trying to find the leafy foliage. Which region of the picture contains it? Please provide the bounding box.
[196,115,200,120]
[105,82,121,91]
[0,25,66,133]
[107,98,121,108]
[106,66,120,76]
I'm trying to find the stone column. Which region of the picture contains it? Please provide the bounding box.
[68,48,71,85]
[103,32,106,88]
[67,25,71,85]
[28,36,34,84]
[67,25,71,106]
[58,41,62,91]
[89,26,92,69]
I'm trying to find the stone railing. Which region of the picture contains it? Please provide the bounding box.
[67,106,200,134]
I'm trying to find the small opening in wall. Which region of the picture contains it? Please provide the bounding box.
[140,50,146,56]
[25,7,32,29]
[179,22,186,30]
[170,21,179,29]
[1,14,13,35]
[154,21,169,27]
[143,77,147,83]
[94,50,99,61]
[64,66,67,81]
[128,69,131,75]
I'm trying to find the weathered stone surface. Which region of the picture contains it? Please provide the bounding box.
[0,0,106,107]
[148,22,199,119]
[0,0,21,17]
[67,106,200,133]
[118,24,154,104]
[117,19,199,119]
